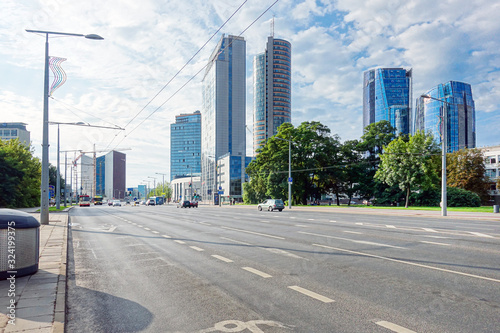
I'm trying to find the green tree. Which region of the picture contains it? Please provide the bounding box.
[0,139,41,208]
[375,131,439,208]
[48,164,65,197]
[447,148,489,202]
[339,140,364,205]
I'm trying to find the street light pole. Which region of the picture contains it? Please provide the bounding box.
[26,29,103,224]
[276,137,293,209]
[421,94,451,217]
[56,124,60,209]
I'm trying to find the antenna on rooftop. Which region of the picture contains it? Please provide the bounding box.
[271,15,275,37]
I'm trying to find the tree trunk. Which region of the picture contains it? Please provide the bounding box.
[405,186,410,208]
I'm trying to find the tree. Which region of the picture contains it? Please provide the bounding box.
[447,148,489,202]
[375,131,440,208]
[0,139,41,208]
[48,164,65,197]
[339,140,364,205]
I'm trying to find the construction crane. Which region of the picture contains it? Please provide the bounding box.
[72,147,131,198]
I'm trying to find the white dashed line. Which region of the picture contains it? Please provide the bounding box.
[144,227,151,231]
[295,225,309,228]
[137,225,143,228]
[190,246,204,252]
[220,237,253,245]
[162,235,171,238]
[222,226,285,240]
[174,240,186,244]
[355,222,363,225]
[420,240,450,246]
[151,231,159,234]
[242,267,272,278]
[386,225,396,228]
[212,255,233,263]
[343,231,362,234]
[288,286,334,303]
[299,231,405,249]
[375,321,416,333]
[199,222,211,226]
[468,232,495,238]
[422,228,438,233]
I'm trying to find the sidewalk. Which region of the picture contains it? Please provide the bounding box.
[1,211,68,333]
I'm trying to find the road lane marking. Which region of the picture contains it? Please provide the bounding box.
[308,219,315,221]
[420,241,450,246]
[190,246,204,252]
[259,220,270,223]
[137,225,143,227]
[199,222,211,226]
[144,227,151,231]
[220,237,253,245]
[212,255,233,263]
[343,231,362,234]
[386,225,396,228]
[174,240,186,244]
[299,231,405,249]
[288,286,334,303]
[328,220,337,223]
[422,228,438,233]
[295,224,309,228]
[313,244,500,283]
[222,226,285,240]
[469,232,495,238]
[355,223,363,225]
[151,231,159,234]
[162,235,171,238]
[423,235,449,239]
[242,267,272,278]
[263,248,305,259]
[375,321,416,333]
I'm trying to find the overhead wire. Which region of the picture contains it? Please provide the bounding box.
[108,0,280,151]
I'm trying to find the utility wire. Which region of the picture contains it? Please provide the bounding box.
[109,0,280,151]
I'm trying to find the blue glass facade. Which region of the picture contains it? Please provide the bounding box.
[95,155,105,196]
[415,81,475,152]
[170,111,202,181]
[363,68,412,135]
[253,37,292,155]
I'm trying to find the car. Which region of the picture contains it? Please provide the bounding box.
[112,200,121,207]
[190,201,198,208]
[178,200,192,208]
[258,199,285,212]
[108,200,113,206]
[146,199,156,206]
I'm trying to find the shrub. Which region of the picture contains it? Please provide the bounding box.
[410,189,440,207]
[447,187,481,207]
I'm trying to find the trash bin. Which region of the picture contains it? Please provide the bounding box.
[494,205,499,214]
[0,209,40,280]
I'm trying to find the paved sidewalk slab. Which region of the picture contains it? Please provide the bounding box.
[1,212,68,333]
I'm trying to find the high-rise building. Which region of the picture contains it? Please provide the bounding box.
[363,68,413,135]
[91,150,126,199]
[201,34,246,202]
[253,36,292,155]
[415,81,475,152]
[170,110,202,181]
[0,122,30,146]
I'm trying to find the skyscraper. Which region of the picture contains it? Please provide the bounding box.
[415,81,475,152]
[170,110,202,181]
[201,34,246,202]
[363,68,413,135]
[253,36,292,155]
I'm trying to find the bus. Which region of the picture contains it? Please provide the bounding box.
[79,195,91,207]
[93,195,103,205]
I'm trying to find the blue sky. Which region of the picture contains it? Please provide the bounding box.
[1,0,499,187]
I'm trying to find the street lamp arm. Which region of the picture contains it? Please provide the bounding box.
[421,94,453,105]
[26,29,104,40]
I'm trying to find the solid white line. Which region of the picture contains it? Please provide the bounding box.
[162,235,171,238]
[190,246,204,252]
[242,267,272,278]
[343,231,362,234]
[420,240,450,246]
[423,235,449,239]
[313,244,500,283]
[375,321,416,333]
[299,231,405,249]
[220,237,253,245]
[469,232,495,238]
[151,231,159,234]
[174,240,186,244]
[288,286,334,303]
[222,226,285,240]
[212,255,233,263]
[422,228,438,233]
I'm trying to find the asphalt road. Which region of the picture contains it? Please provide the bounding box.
[66,204,500,333]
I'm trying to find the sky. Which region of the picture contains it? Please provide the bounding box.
[1,0,499,188]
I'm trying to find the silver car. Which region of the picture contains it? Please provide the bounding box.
[258,199,285,212]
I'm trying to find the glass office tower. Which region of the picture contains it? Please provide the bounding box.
[201,34,246,201]
[363,68,413,135]
[253,37,292,155]
[415,81,475,152]
[170,111,202,181]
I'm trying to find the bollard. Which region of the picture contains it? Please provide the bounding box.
[494,205,499,214]
[0,209,40,280]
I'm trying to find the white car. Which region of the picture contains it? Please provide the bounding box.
[112,200,121,207]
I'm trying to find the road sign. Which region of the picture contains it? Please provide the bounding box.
[288,177,293,183]
[218,190,224,195]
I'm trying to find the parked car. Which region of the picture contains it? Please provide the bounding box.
[112,200,121,207]
[258,199,285,212]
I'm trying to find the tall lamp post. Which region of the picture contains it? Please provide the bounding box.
[49,121,123,209]
[275,137,294,210]
[142,180,151,199]
[421,94,452,217]
[156,172,168,203]
[26,29,103,224]
[148,176,157,196]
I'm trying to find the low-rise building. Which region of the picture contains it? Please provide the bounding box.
[0,122,30,146]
